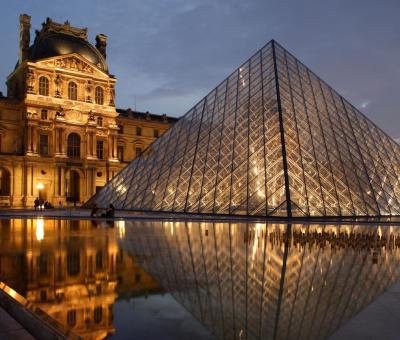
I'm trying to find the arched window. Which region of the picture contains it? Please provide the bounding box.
[67,133,81,158]
[0,168,10,196]
[38,76,49,96]
[68,82,77,100]
[95,86,104,105]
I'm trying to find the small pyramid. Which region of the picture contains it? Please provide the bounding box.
[90,40,400,217]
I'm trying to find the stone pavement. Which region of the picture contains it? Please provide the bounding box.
[329,282,400,340]
[0,305,35,340]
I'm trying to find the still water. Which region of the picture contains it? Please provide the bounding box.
[0,219,399,339]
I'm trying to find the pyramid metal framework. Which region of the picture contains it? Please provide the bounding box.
[91,40,400,217]
[121,221,400,339]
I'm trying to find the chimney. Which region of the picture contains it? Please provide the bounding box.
[19,14,31,64]
[95,34,107,59]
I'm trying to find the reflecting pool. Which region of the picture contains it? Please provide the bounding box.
[0,219,399,339]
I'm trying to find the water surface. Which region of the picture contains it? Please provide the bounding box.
[0,219,399,339]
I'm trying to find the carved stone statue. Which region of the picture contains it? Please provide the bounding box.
[109,85,115,106]
[26,69,35,93]
[54,75,62,98]
[85,80,92,102]
[55,106,65,118]
[88,110,95,121]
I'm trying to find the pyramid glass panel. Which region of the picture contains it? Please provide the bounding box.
[120,221,400,339]
[89,40,400,217]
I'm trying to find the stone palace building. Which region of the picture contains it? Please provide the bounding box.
[0,15,177,207]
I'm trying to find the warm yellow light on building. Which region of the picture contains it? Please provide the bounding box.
[36,182,44,190]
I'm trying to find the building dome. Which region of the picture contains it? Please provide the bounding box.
[29,31,108,72]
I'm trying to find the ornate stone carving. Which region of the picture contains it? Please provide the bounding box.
[88,110,95,122]
[53,57,94,74]
[26,69,35,93]
[66,110,82,122]
[39,125,52,131]
[27,110,38,119]
[85,80,93,102]
[54,74,62,98]
[38,17,88,40]
[55,106,65,118]
[96,130,108,137]
[109,84,115,106]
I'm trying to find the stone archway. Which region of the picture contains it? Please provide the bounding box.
[66,170,80,203]
[0,167,10,196]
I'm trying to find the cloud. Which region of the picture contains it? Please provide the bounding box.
[360,100,372,109]
[394,138,400,144]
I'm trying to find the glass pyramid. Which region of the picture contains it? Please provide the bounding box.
[91,40,400,217]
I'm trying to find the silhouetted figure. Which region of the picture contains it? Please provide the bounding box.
[34,197,39,210]
[91,204,99,217]
[101,204,115,218]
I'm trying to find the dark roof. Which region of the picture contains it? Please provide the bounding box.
[16,18,108,73]
[117,108,179,124]
[29,32,108,72]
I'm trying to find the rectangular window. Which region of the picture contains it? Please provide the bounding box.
[135,147,142,158]
[136,127,142,136]
[41,110,48,120]
[154,129,159,138]
[118,125,123,134]
[67,310,76,327]
[117,145,124,162]
[39,135,49,156]
[97,117,103,127]
[96,140,104,159]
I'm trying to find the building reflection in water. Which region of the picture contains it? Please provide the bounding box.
[0,219,160,339]
[120,221,400,340]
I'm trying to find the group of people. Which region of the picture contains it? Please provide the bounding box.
[34,198,54,210]
[90,203,116,218]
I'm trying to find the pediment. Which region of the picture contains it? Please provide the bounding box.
[35,54,108,77]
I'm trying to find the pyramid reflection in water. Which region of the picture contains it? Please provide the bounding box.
[91,40,400,217]
[121,221,400,340]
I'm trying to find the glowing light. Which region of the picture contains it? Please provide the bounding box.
[258,191,265,198]
[116,184,127,194]
[35,218,44,241]
[116,220,125,238]
[36,182,44,190]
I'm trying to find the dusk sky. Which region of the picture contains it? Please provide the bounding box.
[0,0,399,141]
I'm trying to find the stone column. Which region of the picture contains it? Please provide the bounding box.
[26,125,32,153]
[108,135,113,159]
[54,128,60,154]
[92,132,96,158]
[113,136,117,159]
[60,167,66,197]
[32,126,37,153]
[60,129,66,155]
[86,133,91,156]
[92,168,96,196]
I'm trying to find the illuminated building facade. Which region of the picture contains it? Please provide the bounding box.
[92,40,400,217]
[0,15,177,207]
